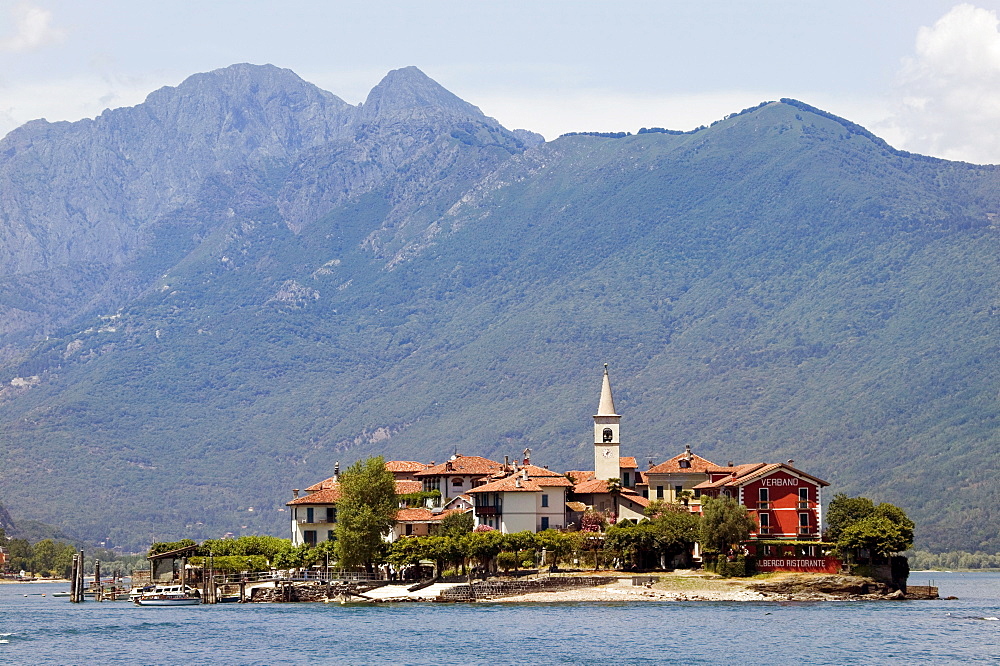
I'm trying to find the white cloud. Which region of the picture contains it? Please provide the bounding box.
[0,3,65,52]
[0,76,152,139]
[879,3,1000,164]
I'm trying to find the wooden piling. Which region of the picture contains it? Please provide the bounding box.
[69,554,79,602]
[78,551,86,602]
[94,560,102,601]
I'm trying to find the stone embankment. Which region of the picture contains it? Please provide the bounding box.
[748,573,937,601]
[440,576,616,602]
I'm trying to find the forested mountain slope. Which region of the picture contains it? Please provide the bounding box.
[0,65,996,552]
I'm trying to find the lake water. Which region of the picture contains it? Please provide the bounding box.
[1,572,998,665]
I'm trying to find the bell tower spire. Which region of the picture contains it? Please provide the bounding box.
[594,364,621,480]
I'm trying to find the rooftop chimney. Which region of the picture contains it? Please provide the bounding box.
[515,477,522,488]
[787,459,794,465]
[504,455,509,471]
[523,447,531,465]
[292,489,300,498]
[522,469,529,481]
[727,461,733,467]
[334,461,340,481]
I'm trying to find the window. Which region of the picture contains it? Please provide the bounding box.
[799,488,808,501]
[541,517,549,530]
[679,459,691,468]
[304,530,317,546]
[452,478,463,487]
[759,513,770,528]
[405,524,413,536]
[657,486,664,499]
[642,488,648,499]
[693,489,701,498]
[759,488,769,502]
[603,428,613,442]
[674,485,683,496]
[541,494,549,508]
[327,530,334,542]
[799,513,810,526]
[326,507,337,523]
[623,472,630,487]
[306,508,314,523]
[292,508,298,521]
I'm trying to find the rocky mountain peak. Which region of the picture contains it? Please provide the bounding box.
[359,66,488,125]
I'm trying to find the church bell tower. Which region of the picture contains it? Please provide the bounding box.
[594,364,621,481]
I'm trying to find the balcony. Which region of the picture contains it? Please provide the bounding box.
[758,527,771,535]
[756,501,772,510]
[798,526,814,536]
[798,500,814,509]
[475,505,501,516]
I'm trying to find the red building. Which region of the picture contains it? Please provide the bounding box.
[695,462,829,541]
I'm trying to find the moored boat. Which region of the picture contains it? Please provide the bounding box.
[131,583,202,606]
[134,593,201,606]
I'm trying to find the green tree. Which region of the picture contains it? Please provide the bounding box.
[837,503,915,557]
[438,511,473,539]
[699,496,755,555]
[825,493,875,541]
[462,530,504,574]
[333,456,398,572]
[29,539,59,575]
[535,529,581,568]
[6,538,31,572]
[652,508,701,566]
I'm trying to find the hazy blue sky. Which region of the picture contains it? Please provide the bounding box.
[3,1,1000,162]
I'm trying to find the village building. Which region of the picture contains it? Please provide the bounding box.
[281,365,833,571]
[385,460,430,481]
[695,462,829,541]
[414,455,504,506]
[286,462,424,547]
[391,508,463,540]
[642,445,718,507]
[468,464,574,532]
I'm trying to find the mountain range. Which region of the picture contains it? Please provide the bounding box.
[0,64,997,552]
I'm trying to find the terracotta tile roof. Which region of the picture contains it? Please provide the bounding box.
[693,462,829,489]
[395,508,461,523]
[305,462,429,491]
[519,464,566,478]
[647,452,719,474]
[287,486,342,505]
[620,490,650,508]
[305,477,336,492]
[619,457,639,469]
[705,463,767,476]
[289,479,422,505]
[728,463,830,487]
[385,460,429,473]
[573,478,614,494]
[467,476,543,493]
[394,480,423,494]
[534,475,574,488]
[414,455,503,477]
[566,470,595,484]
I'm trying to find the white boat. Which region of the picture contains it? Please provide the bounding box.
[131,583,201,606]
[134,593,201,606]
